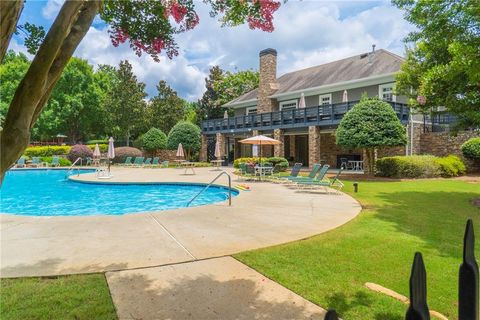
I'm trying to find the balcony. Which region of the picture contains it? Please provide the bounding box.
[201,100,410,134]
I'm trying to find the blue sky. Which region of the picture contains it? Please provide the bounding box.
[11,0,413,101]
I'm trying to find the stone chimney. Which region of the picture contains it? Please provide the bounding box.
[257,48,277,114]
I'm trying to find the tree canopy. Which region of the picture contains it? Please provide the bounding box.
[148,80,185,134]
[167,121,201,159]
[142,127,167,153]
[393,0,480,130]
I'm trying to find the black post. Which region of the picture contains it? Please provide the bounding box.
[459,219,479,320]
[324,309,339,320]
[406,252,430,320]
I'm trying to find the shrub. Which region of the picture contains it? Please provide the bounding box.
[67,144,93,163]
[434,155,466,177]
[461,137,480,160]
[112,147,142,164]
[376,155,465,178]
[86,139,108,144]
[142,128,167,152]
[133,135,144,149]
[24,146,71,157]
[40,156,72,167]
[87,144,108,153]
[167,121,201,159]
[233,157,289,171]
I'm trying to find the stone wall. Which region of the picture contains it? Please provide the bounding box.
[200,135,208,162]
[420,130,480,171]
[308,126,320,167]
[257,49,277,114]
[274,129,284,157]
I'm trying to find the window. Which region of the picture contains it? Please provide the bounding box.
[246,107,257,115]
[279,100,298,111]
[318,93,332,105]
[379,83,396,102]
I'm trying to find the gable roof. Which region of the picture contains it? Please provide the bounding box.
[225,49,404,107]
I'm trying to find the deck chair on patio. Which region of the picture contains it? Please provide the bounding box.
[237,163,255,181]
[16,157,26,168]
[286,163,322,183]
[143,158,152,166]
[31,157,42,167]
[132,157,144,167]
[294,165,330,187]
[51,156,60,167]
[151,157,160,167]
[268,162,302,182]
[160,160,169,168]
[122,157,133,166]
[297,168,344,193]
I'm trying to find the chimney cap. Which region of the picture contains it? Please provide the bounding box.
[260,48,277,57]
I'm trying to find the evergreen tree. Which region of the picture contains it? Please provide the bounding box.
[148,80,185,133]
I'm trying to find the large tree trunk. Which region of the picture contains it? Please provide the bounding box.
[0,0,100,181]
[0,0,24,62]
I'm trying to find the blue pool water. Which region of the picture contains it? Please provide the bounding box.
[0,169,237,216]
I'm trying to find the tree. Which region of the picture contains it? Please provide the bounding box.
[167,121,201,160]
[142,127,167,155]
[197,66,225,121]
[393,0,480,130]
[148,80,185,133]
[105,60,147,146]
[0,0,281,180]
[213,69,259,113]
[336,97,407,173]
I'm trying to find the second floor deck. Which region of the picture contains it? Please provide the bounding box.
[202,100,410,134]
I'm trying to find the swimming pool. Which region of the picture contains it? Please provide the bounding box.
[0,169,237,216]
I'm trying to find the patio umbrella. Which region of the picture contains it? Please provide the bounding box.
[298,92,306,108]
[93,143,101,159]
[342,89,348,103]
[239,135,281,166]
[224,110,229,119]
[214,140,222,160]
[107,137,115,174]
[176,143,185,158]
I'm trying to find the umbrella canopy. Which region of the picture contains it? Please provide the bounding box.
[342,89,348,103]
[298,92,306,108]
[214,140,222,159]
[107,137,115,159]
[176,143,185,158]
[93,143,101,158]
[239,135,281,145]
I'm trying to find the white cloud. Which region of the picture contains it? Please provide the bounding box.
[42,0,64,19]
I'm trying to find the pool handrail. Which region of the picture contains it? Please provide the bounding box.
[67,157,83,177]
[186,171,232,207]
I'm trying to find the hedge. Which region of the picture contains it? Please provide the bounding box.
[461,137,480,160]
[86,139,108,144]
[376,155,465,178]
[24,146,71,157]
[233,157,289,171]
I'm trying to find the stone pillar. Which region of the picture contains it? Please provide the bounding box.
[200,135,208,162]
[308,126,321,167]
[257,49,277,113]
[289,135,296,159]
[274,129,284,157]
[234,138,241,159]
[215,132,225,159]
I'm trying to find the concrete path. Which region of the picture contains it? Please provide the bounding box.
[106,257,326,320]
[1,167,361,277]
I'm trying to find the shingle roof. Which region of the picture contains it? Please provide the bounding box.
[225,49,404,106]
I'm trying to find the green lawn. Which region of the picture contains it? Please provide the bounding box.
[0,274,116,320]
[236,179,480,319]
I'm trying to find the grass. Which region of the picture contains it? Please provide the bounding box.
[235,179,480,319]
[0,273,117,320]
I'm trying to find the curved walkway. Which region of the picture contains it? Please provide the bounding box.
[0,167,361,278]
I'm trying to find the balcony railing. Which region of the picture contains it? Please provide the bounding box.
[202,100,410,134]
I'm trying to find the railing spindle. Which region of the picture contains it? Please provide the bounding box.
[324,310,339,320]
[406,252,430,320]
[459,219,479,320]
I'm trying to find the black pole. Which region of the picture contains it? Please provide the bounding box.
[406,252,430,320]
[459,219,479,320]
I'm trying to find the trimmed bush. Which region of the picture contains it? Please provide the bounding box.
[133,135,144,149]
[67,144,93,163]
[87,144,108,153]
[142,128,167,152]
[461,137,480,160]
[376,155,466,178]
[167,121,201,159]
[86,139,108,144]
[40,156,72,167]
[112,147,142,164]
[233,157,289,171]
[24,146,71,157]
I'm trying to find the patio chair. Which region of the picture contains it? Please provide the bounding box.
[143,158,152,166]
[160,160,169,168]
[122,157,133,166]
[296,168,344,193]
[16,157,26,168]
[287,163,322,182]
[268,162,302,182]
[151,157,160,166]
[51,156,60,167]
[132,157,145,167]
[31,157,42,167]
[85,157,93,166]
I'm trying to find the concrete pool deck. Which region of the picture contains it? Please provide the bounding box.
[0,167,361,278]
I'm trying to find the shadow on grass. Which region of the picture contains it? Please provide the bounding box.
[325,291,373,313]
[108,271,325,320]
[373,190,480,259]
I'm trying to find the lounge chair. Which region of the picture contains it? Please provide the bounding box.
[31,157,42,167]
[296,168,344,192]
[160,160,169,168]
[268,162,302,182]
[151,157,160,166]
[236,163,255,181]
[51,156,60,167]
[122,157,133,166]
[287,163,322,182]
[132,157,144,167]
[85,157,93,166]
[16,157,26,168]
[144,158,152,166]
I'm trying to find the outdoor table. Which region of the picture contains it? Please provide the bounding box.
[254,166,273,179]
[348,160,364,171]
[210,159,223,171]
[181,161,196,175]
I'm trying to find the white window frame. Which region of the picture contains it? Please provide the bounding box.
[378,83,396,102]
[279,99,298,111]
[318,93,332,105]
[246,106,257,115]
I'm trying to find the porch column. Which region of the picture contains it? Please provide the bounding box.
[289,135,295,158]
[215,132,225,159]
[273,129,284,157]
[200,135,208,162]
[308,126,321,167]
[234,138,241,159]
